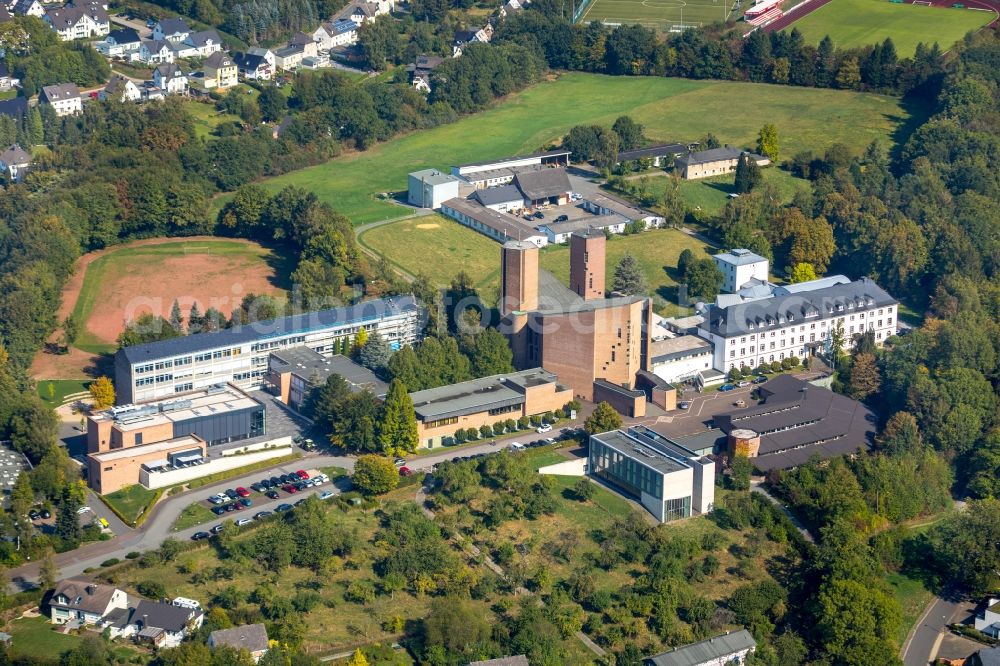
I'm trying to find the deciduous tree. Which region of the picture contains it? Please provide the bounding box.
[89,376,115,409]
[352,455,399,495]
[584,401,622,434]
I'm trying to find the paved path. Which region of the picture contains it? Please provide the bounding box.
[750,481,815,544]
[902,592,968,666]
[354,209,436,283]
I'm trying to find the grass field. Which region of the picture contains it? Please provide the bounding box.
[36,379,91,405]
[579,0,737,32]
[886,571,935,644]
[102,484,160,525]
[358,215,502,288]
[539,227,715,314]
[212,73,912,225]
[69,239,291,354]
[180,99,243,140]
[787,0,993,55]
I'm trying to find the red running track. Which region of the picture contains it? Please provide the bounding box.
[762,0,999,32]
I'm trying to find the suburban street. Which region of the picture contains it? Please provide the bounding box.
[902,592,974,666]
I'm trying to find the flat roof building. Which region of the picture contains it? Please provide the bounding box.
[649,335,714,384]
[713,374,875,470]
[588,425,714,523]
[88,435,208,494]
[114,296,424,403]
[408,169,461,209]
[714,248,769,294]
[644,629,756,666]
[441,197,548,247]
[265,346,387,411]
[410,367,573,448]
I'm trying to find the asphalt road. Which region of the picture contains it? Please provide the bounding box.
[4,435,555,591]
[902,592,967,666]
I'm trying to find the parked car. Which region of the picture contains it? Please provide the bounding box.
[208,496,226,505]
[510,442,525,451]
[269,476,282,487]
[225,489,238,499]
[737,381,750,388]
[752,376,768,384]
[393,458,406,467]
[536,423,552,434]
[28,510,38,520]
[554,214,569,223]
[235,487,250,498]
[276,503,293,512]
[40,509,51,519]
[678,401,691,410]
[254,511,273,520]
[533,211,544,219]
[541,437,557,446]
[295,470,309,479]
[265,490,280,499]
[223,504,236,513]
[210,524,225,534]
[250,483,265,493]
[191,531,210,541]
[235,518,253,527]
[399,466,413,477]
[294,498,307,506]
[76,506,91,514]
[320,491,335,500]
[283,484,298,494]
[718,384,736,392]
[281,474,296,484]
[239,498,252,507]
[212,506,226,515]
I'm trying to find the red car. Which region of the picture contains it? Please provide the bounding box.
[399,466,413,477]
[283,484,298,494]
[295,470,309,480]
[235,487,250,498]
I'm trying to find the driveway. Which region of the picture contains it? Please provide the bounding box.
[109,15,151,37]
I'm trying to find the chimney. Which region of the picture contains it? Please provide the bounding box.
[500,240,539,316]
[86,584,96,595]
[570,229,606,300]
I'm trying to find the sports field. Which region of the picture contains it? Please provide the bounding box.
[66,238,291,354]
[213,73,914,225]
[787,0,993,55]
[578,0,736,32]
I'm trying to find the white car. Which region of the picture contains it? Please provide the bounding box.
[76,506,91,514]
[536,423,552,434]
[235,518,253,527]
[510,442,525,451]
[319,491,335,500]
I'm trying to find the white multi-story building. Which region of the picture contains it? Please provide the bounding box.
[153,63,187,94]
[45,2,109,40]
[697,277,898,373]
[114,296,425,404]
[714,248,770,294]
[39,83,81,116]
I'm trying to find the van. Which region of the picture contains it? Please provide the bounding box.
[510,442,525,451]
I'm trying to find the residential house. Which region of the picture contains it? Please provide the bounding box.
[44,1,109,40]
[208,624,269,662]
[96,27,141,56]
[130,600,203,648]
[406,54,443,92]
[232,51,271,80]
[0,63,19,90]
[499,0,522,17]
[969,646,1000,666]
[975,598,1000,638]
[11,0,44,18]
[153,63,187,94]
[100,74,141,102]
[674,146,770,180]
[153,17,190,43]
[337,0,378,24]
[301,53,330,69]
[203,51,237,88]
[0,97,27,121]
[326,18,358,47]
[137,39,176,64]
[0,144,30,181]
[273,44,306,71]
[48,579,127,625]
[39,83,81,116]
[644,629,756,665]
[247,47,275,68]
[311,22,334,50]
[174,29,223,58]
[452,23,492,56]
[288,31,318,57]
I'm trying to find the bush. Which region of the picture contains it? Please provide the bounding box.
[554,409,566,419]
[543,411,555,424]
[566,400,582,413]
[518,416,530,429]
[454,429,466,444]
[504,418,517,432]
[125,551,140,559]
[493,423,505,436]
[100,558,120,567]
[466,427,479,441]
[137,580,166,599]
[530,415,542,427]
[480,425,492,439]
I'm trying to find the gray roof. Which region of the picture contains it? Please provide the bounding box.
[672,428,727,455]
[442,197,543,242]
[156,17,189,35]
[107,27,140,44]
[209,623,269,653]
[269,347,387,396]
[133,600,198,633]
[591,427,697,476]
[773,274,851,294]
[650,335,712,364]
[973,647,1000,666]
[714,248,766,267]
[410,168,460,186]
[513,168,572,200]
[46,3,108,29]
[11,0,39,15]
[186,29,221,47]
[531,269,646,316]
[713,375,875,471]
[676,147,767,167]
[117,295,421,365]
[154,62,182,78]
[469,658,530,666]
[645,629,756,666]
[584,192,649,220]
[539,215,621,235]
[617,143,686,162]
[407,54,444,74]
[0,144,31,165]
[205,51,234,68]
[275,44,304,58]
[143,39,175,53]
[233,51,268,71]
[410,367,565,421]
[701,277,897,338]
[455,149,570,171]
[104,74,133,94]
[50,579,119,615]
[40,83,79,103]
[472,185,523,206]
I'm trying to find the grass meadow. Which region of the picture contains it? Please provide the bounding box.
[211,72,912,225]
[579,0,736,31]
[787,0,993,55]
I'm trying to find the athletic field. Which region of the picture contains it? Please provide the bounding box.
[578,0,739,31]
[787,0,994,55]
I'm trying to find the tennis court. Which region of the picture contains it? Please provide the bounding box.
[577,0,741,32]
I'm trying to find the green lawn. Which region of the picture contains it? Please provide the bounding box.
[7,617,83,661]
[787,0,992,55]
[212,73,910,225]
[179,99,243,140]
[678,168,810,214]
[358,215,502,288]
[36,379,91,406]
[886,571,934,645]
[101,485,160,525]
[539,227,715,314]
[171,502,218,532]
[580,0,736,32]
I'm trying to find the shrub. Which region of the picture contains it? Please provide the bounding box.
[530,415,542,426]
[125,551,140,559]
[517,416,530,429]
[466,427,479,441]
[454,429,466,443]
[543,411,555,424]
[504,418,517,432]
[493,423,505,436]
[480,425,492,439]
[554,409,566,419]
[100,558,120,567]
[137,580,166,599]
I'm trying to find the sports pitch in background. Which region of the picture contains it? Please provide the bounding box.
[578,0,740,31]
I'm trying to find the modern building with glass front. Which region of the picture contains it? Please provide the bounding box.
[588,426,715,523]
